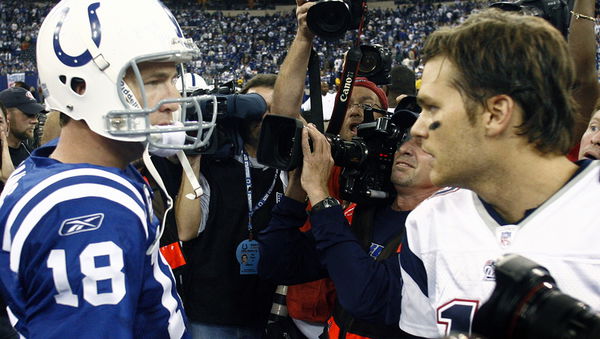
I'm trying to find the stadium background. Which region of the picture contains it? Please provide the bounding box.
[1,0,598,91]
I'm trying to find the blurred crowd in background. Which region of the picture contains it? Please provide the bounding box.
[1,0,600,89]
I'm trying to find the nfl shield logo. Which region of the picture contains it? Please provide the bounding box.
[496,225,519,248]
[500,231,512,247]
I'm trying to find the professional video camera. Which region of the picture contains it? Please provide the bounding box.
[181,91,267,156]
[306,0,366,41]
[257,108,418,204]
[490,0,574,37]
[357,44,392,85]
[205,79,238,96]
[472,253,600,339]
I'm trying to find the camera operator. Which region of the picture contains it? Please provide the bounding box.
[579,105,600,160]
[272,0,388,135]
[573,0,600,161]
[569,0,599,160]
[175,74,284,339]
[258,121,439,338]
[399,8,600,338]
[266,1,394,336]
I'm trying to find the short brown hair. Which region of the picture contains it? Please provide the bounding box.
[389,65,416,97]
[422,9,576,155]
[240,74,277,93]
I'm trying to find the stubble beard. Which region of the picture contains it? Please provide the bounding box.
[14,129,33,142]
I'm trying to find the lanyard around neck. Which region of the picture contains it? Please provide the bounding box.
[242,151,279,239]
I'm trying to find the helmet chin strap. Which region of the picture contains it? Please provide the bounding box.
[175,150,203,200]
[142,146,172,255]
[142,147,203,255]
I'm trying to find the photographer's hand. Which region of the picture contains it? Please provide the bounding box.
[296,0,316,42]
[0,127,14,183]
[286,167,308,203]
[270,0,316,121]
[301,124,333,205]
[395,94,408,105]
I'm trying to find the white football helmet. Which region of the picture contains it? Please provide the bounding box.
[36,0,217,150]
[176,73,210,96]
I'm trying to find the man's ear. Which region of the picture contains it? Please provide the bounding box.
[483,94,515,137]
[6,108,15,121]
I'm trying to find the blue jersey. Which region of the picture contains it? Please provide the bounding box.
[0,145,188,338]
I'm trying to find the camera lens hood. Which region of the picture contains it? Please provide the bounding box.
[307,0,351,41]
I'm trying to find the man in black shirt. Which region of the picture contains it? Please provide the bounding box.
[0,87,44,167]
[176,74,284,339]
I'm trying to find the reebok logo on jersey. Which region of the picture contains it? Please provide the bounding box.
[59,213,104,236]
[483,259,496,281]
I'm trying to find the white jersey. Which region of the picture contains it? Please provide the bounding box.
[399,160,600,338]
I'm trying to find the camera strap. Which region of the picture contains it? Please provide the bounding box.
[326,4,367,136]
[307,48,325,133]
[326,46,362,136]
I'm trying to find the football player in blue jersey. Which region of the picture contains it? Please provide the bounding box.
[0,0,217,338]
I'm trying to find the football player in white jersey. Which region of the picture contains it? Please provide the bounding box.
[400,8,600,338]
[0,0,217,337]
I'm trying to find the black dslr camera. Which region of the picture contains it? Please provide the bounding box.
[473,253,600,339]
[490,0,574,37]
[358,44,392,85]
[306,0,366,41]
[257,109,418,204]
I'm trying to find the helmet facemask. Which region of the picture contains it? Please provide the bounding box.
[37,0,218,152]
[106,54,218,153]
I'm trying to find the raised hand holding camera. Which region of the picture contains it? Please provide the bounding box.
[295,0,316,42]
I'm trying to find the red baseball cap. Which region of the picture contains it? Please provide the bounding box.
[353,77,388,110]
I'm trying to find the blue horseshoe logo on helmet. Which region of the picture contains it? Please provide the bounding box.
[160,2,184,38]
[53,2,101,67]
